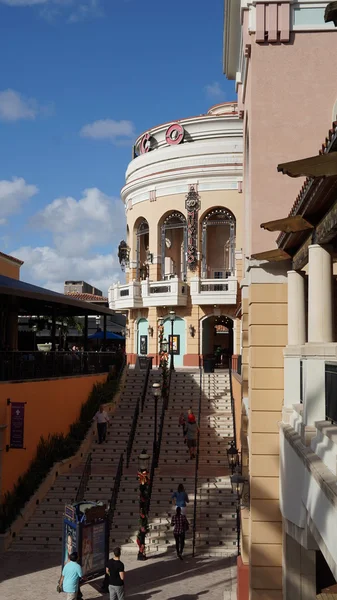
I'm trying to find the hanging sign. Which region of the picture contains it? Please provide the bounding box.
[9,402,26,449]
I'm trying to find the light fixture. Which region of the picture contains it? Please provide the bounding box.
[138,449,150,472]
[189,324,195,337]
[152,382,161,398]
[161,337,168,353]
[148,325,154,337]
[230,466,246,500]
[227,441,239,473]
[169,310,176,322]
[146,249,153,264]
[158,317,164,327]
[125,327,130,338]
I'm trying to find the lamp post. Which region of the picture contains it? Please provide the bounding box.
[169,310,175,371]
[32,324,37,351]
[152,382,161,467]
[137,449,150,561]
[230,465,247,556]
[227,440,239,474]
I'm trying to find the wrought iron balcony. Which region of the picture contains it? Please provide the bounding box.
[109,281,142,310]
[190,276,237,305]
[141,277,188,307]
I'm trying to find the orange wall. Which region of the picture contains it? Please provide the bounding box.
[0,257,20,280]
[0,373,107,496]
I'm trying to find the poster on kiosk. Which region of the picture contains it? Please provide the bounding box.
[62,502,109,581]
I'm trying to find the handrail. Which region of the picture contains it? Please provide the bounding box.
[126,398,140,468]
[108,452,124,527]
[229,356,237,447]
[192,356,203,557]
[141,359,151,412]
[75,452,92,503]
[148,366,171,508]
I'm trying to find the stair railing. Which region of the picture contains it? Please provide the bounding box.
[75,452,92,503]
[108,451,124,527]
[148,366,171,508]
[192,357,203,557]
[141,359,151,412]
[229,356,237,447]
[126,361,151,467]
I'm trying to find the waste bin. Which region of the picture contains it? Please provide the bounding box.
[203,358,215,373]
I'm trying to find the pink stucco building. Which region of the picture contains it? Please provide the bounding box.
[224,1,337,598]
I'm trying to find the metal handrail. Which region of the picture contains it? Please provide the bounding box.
[75,452,92,503]
[141,359,151,412]
[126,398,140,468]
[192,357,203,557]
[148,366,171,508]
[229,356,237,447]
[108,452,124,527]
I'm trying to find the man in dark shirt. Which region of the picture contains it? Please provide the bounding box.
[106,546,125,600]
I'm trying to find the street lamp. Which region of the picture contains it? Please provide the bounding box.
[152,382,161,467]
[138,449,150,472]
[230,465,247,556]
[32,324,37,351]
[227,440,239,474]
[169,310,175,371]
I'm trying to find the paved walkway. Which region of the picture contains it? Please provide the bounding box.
[0,550,237,600]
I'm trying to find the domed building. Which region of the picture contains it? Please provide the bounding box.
[109,102,243,367]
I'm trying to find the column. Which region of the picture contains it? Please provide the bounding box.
[287,270,306,346]
[103,314,107,351]
[284,271,306,408]
[308,244,333,343]
[83,315,88,351]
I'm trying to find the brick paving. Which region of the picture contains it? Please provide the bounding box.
[0,550,237,600]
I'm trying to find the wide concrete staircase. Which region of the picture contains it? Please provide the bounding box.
[147,369,236,557]
[195,371,237,556]
[110,370,163,552]
[10,369,145,552]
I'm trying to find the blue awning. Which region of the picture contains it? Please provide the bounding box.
[88,331,124,341]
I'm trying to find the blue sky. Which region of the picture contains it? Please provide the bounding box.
[0,0,236,294]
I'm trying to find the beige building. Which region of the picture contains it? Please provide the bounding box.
[109,102,243,367]
[224,1,337,599]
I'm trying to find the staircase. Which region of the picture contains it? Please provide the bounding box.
[110,370,163,552]
[10,369,145,552]
[195,371,237,556]
[147,369,237,557]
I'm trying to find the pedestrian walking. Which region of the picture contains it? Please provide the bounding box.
[93,405,110,444]
[171,507,189,559]
[106,546,125,600]
[178,412,187,442]
[185,413,199,459]
[59,552,83,600]
[171,483,189,515]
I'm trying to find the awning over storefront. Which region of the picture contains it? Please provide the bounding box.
[278,151,337,178]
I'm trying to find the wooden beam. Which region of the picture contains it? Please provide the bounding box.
[261,215,313,233]
[278,151,337,178]
[251,248,291,262]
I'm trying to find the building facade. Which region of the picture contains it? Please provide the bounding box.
[109,102,243,366]
[224,1,337,599]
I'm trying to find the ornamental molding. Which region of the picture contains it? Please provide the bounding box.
[185,186,200,271]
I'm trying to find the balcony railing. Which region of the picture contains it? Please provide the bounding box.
[141,277,187,307]
[109,281,142,310]
[190,276,237,305]
[0,351,122,382]
[325,362,337,423]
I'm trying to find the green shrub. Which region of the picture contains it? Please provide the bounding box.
[0,359,124,534]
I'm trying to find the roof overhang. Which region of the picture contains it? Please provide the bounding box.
[261,215,313,234]
[278,151,337,178]
[223,0,241,79]
[251,248,291,262]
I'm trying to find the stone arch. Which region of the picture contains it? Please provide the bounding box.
[200,207,236,279]
[159,210,187,280]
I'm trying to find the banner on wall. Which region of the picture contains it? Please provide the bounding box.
[9,401,26,449]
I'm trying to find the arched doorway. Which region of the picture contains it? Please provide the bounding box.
[163,315,185,367]
[160,212,187,280]
[201,207,236,279]
[201,315,233,368]
[137,318,149,355]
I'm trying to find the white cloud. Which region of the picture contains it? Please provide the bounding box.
[205,81,225,99]
[80,119,135,143]
[12,186,126,295]
[0,0,47,4]
[0,177,38,223]
[0,89,39,122]
[0,0,103,22]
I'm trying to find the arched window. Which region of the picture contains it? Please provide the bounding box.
[160,212,187,280]
[201,207,236,279]
[136,219,149,280]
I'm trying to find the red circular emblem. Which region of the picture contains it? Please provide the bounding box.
[140,133,152,154]
[165,123,184,146]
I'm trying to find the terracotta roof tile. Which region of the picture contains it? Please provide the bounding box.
[65,292,108,302]
[0,251,24,265]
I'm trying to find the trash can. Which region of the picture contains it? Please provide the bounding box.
[203,358,215,373]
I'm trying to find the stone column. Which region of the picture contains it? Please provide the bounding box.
[308,244,333,343]
[287,270,306,346]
